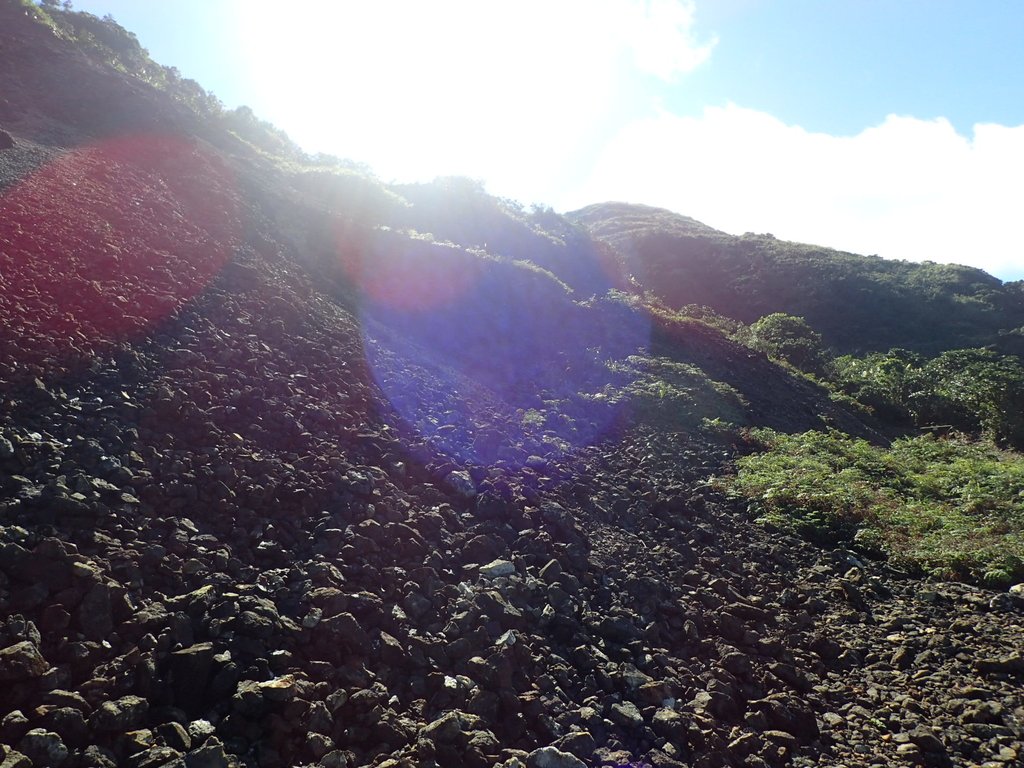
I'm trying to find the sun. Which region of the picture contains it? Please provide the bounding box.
[229,1,631,202]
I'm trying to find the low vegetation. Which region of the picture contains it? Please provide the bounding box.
[604,354,748,430]
[721,429,1024,586]
[723,310,1024,586]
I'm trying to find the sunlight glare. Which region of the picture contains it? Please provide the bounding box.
[229,1,707,202]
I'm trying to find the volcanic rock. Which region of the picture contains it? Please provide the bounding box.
[0,641,48,681]
[526,746,588,768]
[90,696,149,732]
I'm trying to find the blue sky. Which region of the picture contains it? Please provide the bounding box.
[679,1,1024,136]
[68,0,1024,280]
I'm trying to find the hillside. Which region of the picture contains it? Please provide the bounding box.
[1,4,1023,768]
[570,203,1024,356]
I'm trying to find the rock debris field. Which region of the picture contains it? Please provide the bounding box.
[0,11,1022,765]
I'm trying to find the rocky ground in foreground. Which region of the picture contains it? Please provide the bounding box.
[2,387,1024,768]
[1,222,1023,768]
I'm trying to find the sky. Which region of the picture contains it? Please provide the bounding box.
[68,0,1024,281]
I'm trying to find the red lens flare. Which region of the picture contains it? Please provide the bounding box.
[0,134,240,377]
[334,226,482,314]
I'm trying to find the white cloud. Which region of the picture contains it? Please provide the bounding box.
[622,0,716,80]
[567,104,1024,281]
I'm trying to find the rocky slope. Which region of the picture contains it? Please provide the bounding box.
[1,3,1023,768]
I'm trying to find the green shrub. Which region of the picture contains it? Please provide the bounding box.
[747,313,828,376]
[720,429,1024,585]
[832,347,1024,447]
[602,354,748,430]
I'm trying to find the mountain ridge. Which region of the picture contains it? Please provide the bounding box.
[569,202,1024,356]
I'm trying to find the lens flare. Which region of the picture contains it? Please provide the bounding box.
[338,228,482,313]
[0,134,240,377]
[338,228,650,467]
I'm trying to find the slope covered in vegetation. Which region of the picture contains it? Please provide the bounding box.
[571,202,1024,356]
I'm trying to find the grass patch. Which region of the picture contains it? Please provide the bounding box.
[719,429,1024,585]
[521,408,546,428]
[603,354,748,430]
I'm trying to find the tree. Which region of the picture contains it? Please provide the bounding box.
[748,312,828,376]
[833,346,1024,447]
[913,348,1024,447]
[832,348,922,423]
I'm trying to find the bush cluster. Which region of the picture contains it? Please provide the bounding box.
[723,429,1024,586]
[832,347,1024,448]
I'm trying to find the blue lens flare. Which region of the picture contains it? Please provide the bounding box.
[349,229,650,468]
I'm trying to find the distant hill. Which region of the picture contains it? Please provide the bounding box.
[570,202,1024,355]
